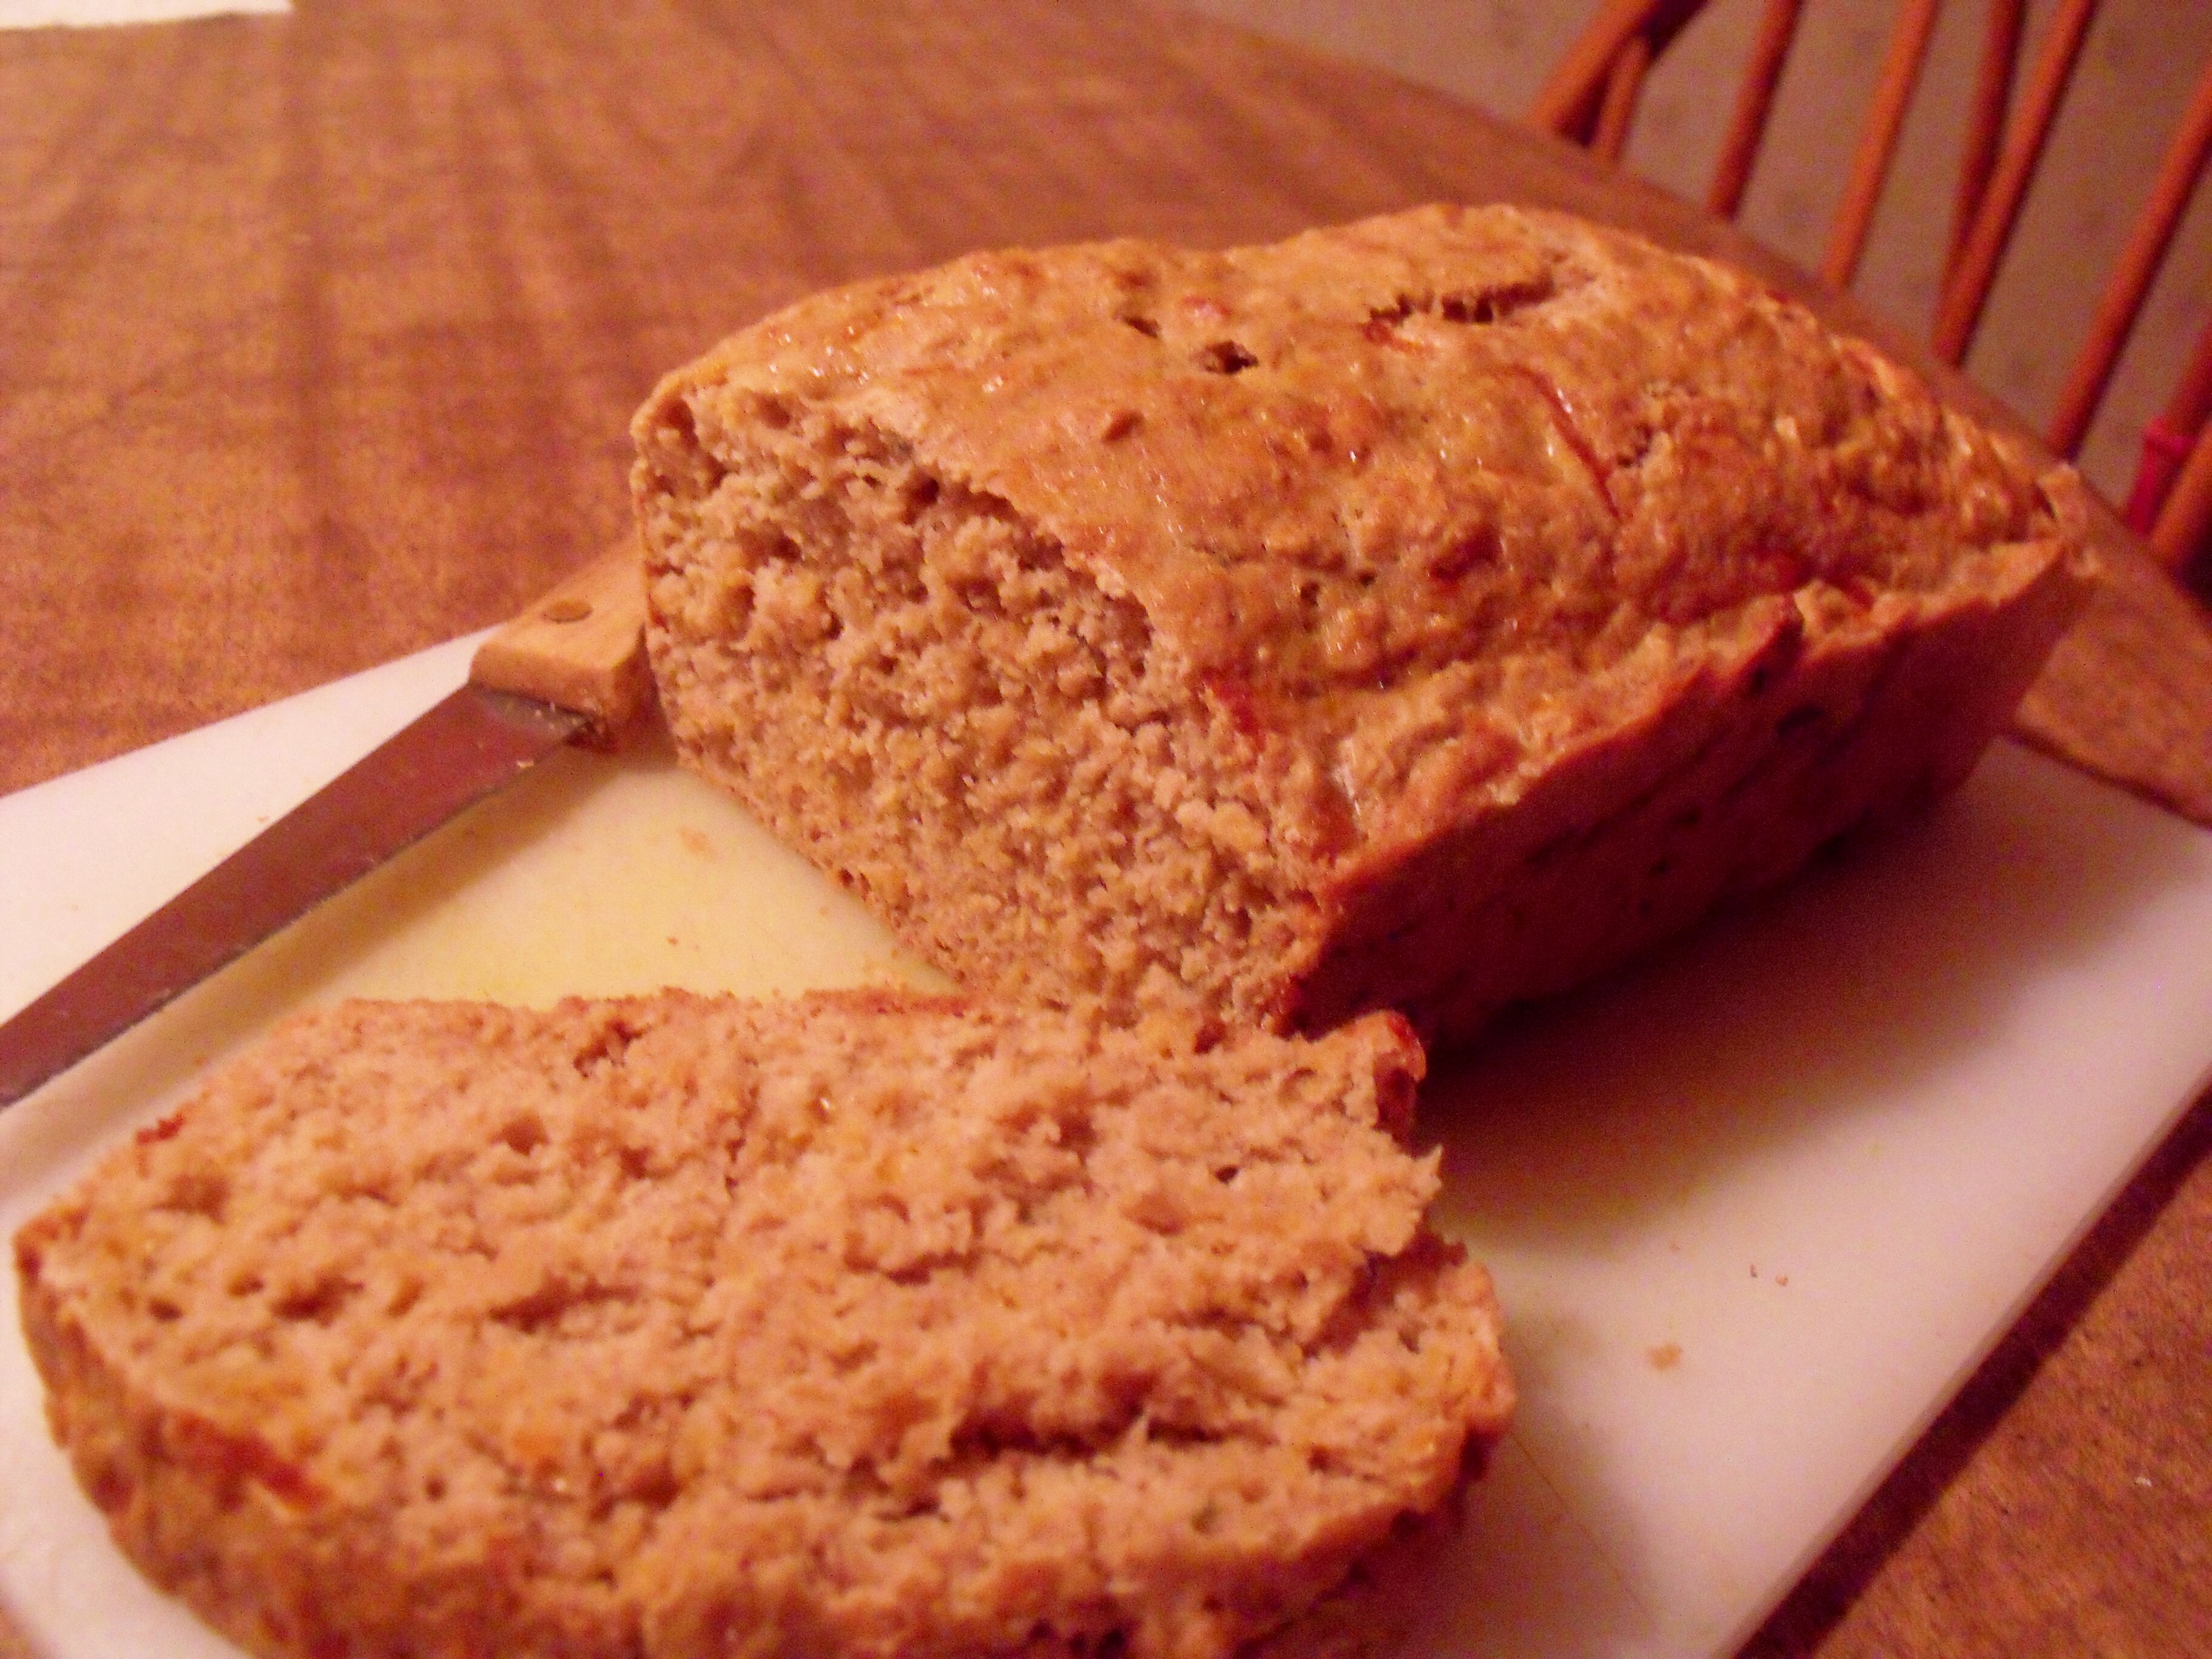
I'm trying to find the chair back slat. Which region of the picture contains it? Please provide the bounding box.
[1708,0,1808,216]
[1949,0,2028,280]
[2125,315,2212,537]
[2157,320,2212,461]
[1535,0,2206,530]
[2046,58,2212,458]
[1594,34,1657,163]
[1532,0,1674,142]
[1533,0,1704,143]
[1822,0,1943,287]
[2151,421,2212,578]
[1930,0,2100,365]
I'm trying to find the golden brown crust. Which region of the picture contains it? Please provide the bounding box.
[16,993,1508,1659]
[634,205,2093,1041]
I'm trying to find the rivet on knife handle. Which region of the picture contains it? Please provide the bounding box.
[471,539,656,743]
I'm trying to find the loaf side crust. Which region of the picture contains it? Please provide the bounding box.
[16,991,1511,1659]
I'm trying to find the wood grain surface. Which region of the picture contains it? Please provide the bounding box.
[1,2,2207,1656]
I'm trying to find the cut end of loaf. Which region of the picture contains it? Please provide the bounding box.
[634,398,1329,1031]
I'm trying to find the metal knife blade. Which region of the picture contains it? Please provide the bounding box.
[0,545,652,1110]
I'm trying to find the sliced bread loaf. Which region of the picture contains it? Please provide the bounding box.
[633,204,2091,1044]
[16,990,1510,1659]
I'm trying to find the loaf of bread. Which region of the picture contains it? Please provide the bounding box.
[15,990,1510,1659]
[633,204,2091,1045]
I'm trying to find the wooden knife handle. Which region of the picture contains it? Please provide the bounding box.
[469,538,655,743]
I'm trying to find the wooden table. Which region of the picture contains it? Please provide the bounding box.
[1,2,2207,1654]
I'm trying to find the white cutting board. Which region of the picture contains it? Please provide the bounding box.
[3,637,2211,1659]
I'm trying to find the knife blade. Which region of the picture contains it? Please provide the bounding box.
[0,544,653,1110]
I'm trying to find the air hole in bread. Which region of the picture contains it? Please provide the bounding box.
[647,396,729,496]
[490,1275,620,1336]
[571,1019,642,1078]
[902,474,941,517]
[1196,340,1257,375]
[272,1276,355,1326]
[498,1114,548,1155]
[1427,525,1501,582]
[1438,276,1553,322]
[156,1168,228,1219]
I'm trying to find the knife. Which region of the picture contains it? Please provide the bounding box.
[0,544,654,1110]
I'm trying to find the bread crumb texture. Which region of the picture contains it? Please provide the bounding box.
[633,203,2091,1043]
[15,991,1510,1659]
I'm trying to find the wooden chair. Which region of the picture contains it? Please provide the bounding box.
[1530,0,2212,589]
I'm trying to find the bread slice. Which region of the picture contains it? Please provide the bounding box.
[15,990,1510,1659]
[633,203,2092,1045]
